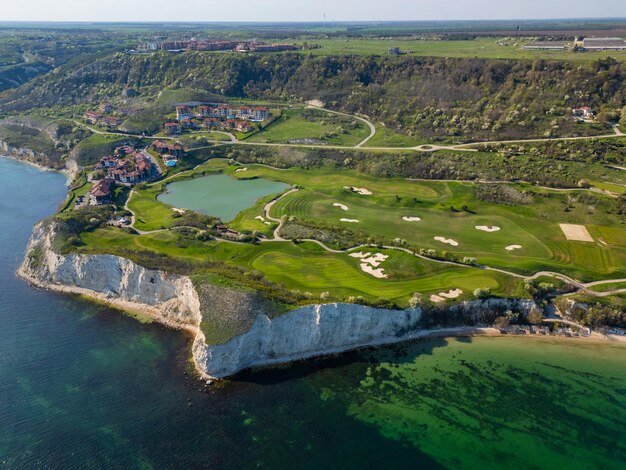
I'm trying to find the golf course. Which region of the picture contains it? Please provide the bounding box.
[73,158,626,307]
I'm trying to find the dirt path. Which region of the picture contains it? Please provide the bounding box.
[306,105,377,148]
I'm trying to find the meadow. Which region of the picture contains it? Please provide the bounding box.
[302,38,626,63]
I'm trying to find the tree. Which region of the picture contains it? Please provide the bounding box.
[474,288,491,299]
[528,307,544,325]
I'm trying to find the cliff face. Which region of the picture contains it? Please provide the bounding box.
[196,304,423,378]
[19,222,202,332]
[20,221,538,380]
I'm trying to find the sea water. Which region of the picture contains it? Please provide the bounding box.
[1,157,625,468]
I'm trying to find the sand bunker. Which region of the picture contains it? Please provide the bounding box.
[333,203,349,211]
[235,168,248,173]
[254,215,272,226]
[475,226,501,233]
[350,252,389,279]
[344,186,373,195]
[402,216,422,222]
[430,289,464,303]
[560,224,594,242]
[172,208,186,215]
[505,245,523,252]
[434,236,459,247]
[340,218,360,223]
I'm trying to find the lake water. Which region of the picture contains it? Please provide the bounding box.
[158,174,290,221]
[2,156,626,468]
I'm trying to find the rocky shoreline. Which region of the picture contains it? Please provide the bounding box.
[17,220,625,381]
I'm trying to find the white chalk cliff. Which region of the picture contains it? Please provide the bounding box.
[196,304,422,378]
[19,222,535,380]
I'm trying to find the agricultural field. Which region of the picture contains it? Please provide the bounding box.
[247,108,371,146]
[303,37,626,62]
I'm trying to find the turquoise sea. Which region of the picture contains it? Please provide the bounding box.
[1,157,625,469]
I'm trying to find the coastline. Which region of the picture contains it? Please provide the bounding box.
[18,259,626,382]
[16,264,213,381]
[0,154,73,184]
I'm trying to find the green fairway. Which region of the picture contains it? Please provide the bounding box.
[248,108,370,146]
[236,165,626,281]
[77,226,522,306]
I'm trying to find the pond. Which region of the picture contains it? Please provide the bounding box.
[158,173,290,221]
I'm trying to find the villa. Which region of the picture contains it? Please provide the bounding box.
[89,178,115,205]
[83,112,103,125]
[176,105,193,120]
[165,122,182,134]
[96,152,153,185]
[153,140,185,158]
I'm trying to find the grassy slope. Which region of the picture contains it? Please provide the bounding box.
[248,108,370,146]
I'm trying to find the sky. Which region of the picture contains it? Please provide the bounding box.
[2,0,626,23]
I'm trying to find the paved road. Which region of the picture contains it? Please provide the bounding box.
[74,110,625,155]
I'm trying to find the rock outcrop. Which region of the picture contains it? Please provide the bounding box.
[19,221,202,333]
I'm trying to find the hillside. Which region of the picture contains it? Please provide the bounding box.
[2,52,625,142]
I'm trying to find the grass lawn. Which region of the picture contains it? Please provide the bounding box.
[591,181,626,195]
[248,108,370,146]
[364,125,425,148]
[587,282,626,293]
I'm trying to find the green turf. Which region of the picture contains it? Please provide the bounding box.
[363,125,425,148]
[247,108,370,146]
[77,226,523,306]
[83,160,625,306]
[239,165,626,281]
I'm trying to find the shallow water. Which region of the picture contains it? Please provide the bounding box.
[158,173,289,221]
[1,157,625,468]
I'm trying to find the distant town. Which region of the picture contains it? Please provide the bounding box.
[133,39,300,54]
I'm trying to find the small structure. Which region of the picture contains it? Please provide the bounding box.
[153,140,185,158]
[100,116,123,129]
[99,103,113,114]
[83,112,103,125]
[388,47,402,55]
[176,105,193,120]
[582,37,626,51]
[164,122,182,135]
[523,41,570,51]
[572,107,595,120]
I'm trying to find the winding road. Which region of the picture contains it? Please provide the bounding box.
[73,107,626,156]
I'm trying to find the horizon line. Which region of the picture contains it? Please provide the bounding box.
[1,17,626,25]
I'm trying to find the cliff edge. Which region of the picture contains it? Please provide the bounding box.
[19,221,538,380]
